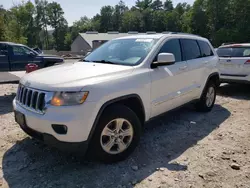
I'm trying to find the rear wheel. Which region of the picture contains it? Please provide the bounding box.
[88,104,142,163]
[196,81,216,112]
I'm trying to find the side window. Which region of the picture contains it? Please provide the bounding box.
[181,39,201,61]
[0,44,7,56]
[198,40,214,57]
[12,46,34,56]
[158,39,182,62]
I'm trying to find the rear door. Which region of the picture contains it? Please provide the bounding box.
[0,43,10,71]
[180,39,206,100]
[150,38,190,117]
[217,46,250,76]
[9,45,36,71]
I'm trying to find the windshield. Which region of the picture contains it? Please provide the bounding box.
[83,38,159,66]
[217,47,250,57]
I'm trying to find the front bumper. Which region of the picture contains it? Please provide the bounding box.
[13,98,99,144]
[18,120,88,153]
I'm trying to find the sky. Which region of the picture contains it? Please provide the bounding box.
[1,0,195,26]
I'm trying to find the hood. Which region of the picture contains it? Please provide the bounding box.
[20,62,134,91]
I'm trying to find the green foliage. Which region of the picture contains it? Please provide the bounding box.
[0,0,68,50]
[1,0,250,50]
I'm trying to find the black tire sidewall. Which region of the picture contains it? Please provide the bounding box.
[89,104,142,163]
[197,81,216,112]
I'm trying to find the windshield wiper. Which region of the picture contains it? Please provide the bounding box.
[81,59,91,62]
[90,60,117,65]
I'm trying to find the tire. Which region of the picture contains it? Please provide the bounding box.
[196,81,216,112]
[88,104,142,163]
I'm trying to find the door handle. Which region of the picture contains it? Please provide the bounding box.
[179,66,187,70]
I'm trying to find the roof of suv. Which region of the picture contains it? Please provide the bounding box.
[0,41,25,46]
[219,43,250,48]
[116,33,207,41]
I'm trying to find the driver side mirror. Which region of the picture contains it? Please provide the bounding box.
[152,53,175,68]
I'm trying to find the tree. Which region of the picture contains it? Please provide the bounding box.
[151,0,163,10]
[99,6,114,32]
[205,0,230,45]
[92,14,101,31]
[0,5,7,41]
[142,8,154,31]
[165,11,181,32]
[121,10,143,31]
[163,0,173,11]
[113,1,128,31]
[184,0,209,37]
[152,10,167,32]
[7,1,36,44]
[23,2,36,47]
[135,0,153,10]
[35,0,50,49]
[3,0,250,51]
[47,2,68,50]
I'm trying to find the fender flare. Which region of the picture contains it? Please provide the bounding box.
[201,72,220,95]
[87,94,145,142]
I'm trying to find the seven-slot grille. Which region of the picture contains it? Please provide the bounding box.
[16,84,46,114]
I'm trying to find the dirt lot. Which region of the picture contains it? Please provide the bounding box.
[0,83,250,188]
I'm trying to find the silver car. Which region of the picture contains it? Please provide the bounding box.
[217,43,250,84]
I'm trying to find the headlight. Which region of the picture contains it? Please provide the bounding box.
[51,91,89,106]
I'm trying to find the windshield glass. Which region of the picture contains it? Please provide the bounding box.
[217,47,250,57]
[83,38,159,66]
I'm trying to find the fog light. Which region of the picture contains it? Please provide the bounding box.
[52,124,68,135]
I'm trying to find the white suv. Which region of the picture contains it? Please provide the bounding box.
[217,43,250,84]
[13,33,219,163]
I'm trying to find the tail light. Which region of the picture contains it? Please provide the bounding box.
[25,63,38,73]
[245,60,250,64]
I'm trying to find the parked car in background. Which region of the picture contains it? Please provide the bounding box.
[221,42,236,46]
[13,33,219,163]
[217,43,250,84]
[0,42,64,72]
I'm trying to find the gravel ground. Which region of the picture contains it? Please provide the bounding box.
[0,83,250,188]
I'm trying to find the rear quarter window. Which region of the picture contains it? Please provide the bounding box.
[198,40,214,57]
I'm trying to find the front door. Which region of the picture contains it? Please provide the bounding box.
[0,43,10,71]
[150,38,190,117]
[9,45,36,71]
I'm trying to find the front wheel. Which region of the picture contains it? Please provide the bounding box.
[88,104,142,163]
[196,81,216,112]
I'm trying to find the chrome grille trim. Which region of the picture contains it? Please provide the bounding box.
[16,84,53,115]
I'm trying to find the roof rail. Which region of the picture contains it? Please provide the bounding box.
[146,31,157,34]
[128,31,139,34]
[85,31,98,34]
[169,32,201,37]
[162,31,171,34]
[107,31,119,34]
[221,42,236,46]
